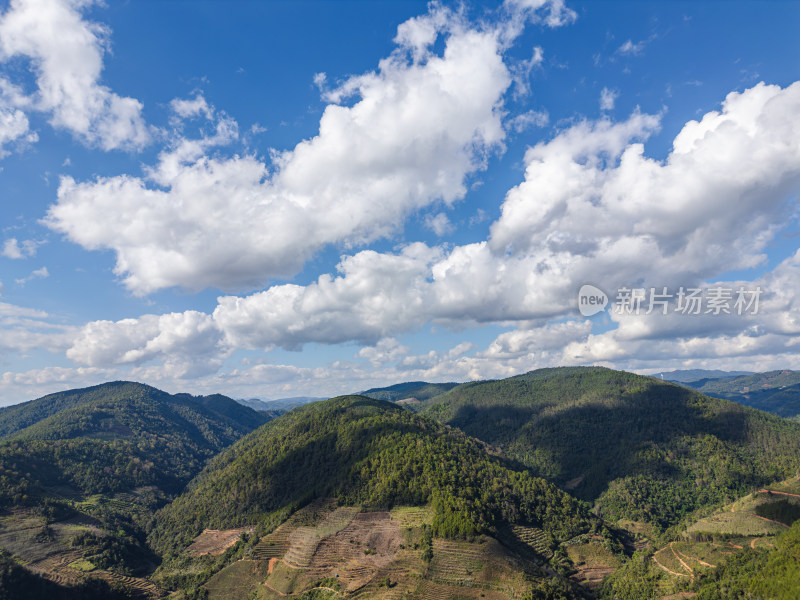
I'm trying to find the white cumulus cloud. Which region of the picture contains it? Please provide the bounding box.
[45,7,511,295]
[0,0,150,150]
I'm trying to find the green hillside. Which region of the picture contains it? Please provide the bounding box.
[421,367,800,529]
[0,382,269,505]
[692,517,800,599]
[600,477,800,599]
[149,396,599,558]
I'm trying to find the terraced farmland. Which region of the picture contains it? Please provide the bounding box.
[252,501,344,561]
[27,549,161,598]
[103,571,162,598]
[686,483,800,539]
[412,579,512,600]
[27,550,86,586]
[252,524,293,560]
[651,538,762,586]
[427,539,485,586]
[203,503,532,600]
[510,525,552,558]
[388,506,432,528]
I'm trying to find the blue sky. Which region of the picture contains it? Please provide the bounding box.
[0,0,799,404]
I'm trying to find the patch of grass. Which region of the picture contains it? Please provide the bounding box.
[686,510,785,537]
[67,558,96,572]
[203,559,271,600]
[390,506,433,528]
[264,560,307,596]
[566,542,621,569]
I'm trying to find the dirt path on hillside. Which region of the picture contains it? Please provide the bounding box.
[652,546,690,579]
[758,489,800,499]
[673,545,716,569]
[669,543,695,581]
[754,515,790,529]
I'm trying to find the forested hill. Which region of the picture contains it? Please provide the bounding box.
[0,381,270,505]
[149,395,599,556]
[421,366,800,529]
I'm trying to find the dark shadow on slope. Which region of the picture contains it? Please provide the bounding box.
[447,383,758,502]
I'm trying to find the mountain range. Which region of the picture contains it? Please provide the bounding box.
[0,369,799,599]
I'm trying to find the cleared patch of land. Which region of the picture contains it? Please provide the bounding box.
[202,502,531,600]
[187,527,253,555]
[566,541,621,588]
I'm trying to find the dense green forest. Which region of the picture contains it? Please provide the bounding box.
[149,395,599,557]
[422,367,800,528]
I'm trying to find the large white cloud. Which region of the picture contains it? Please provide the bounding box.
[45,7,512,295]
[559,247,800,367]
[491,82,800,291]
[0,0,149,150]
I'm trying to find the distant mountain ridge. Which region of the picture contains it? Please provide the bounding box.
[0,380,266,440]
[680,370,800,419]
[658,368,754,383]
[0,381,275,597]
[358,381,459,403]
[234,395,326,413]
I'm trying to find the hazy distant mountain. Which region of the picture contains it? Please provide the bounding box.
[657,368,753,383]
[358,381,459,404]
[234,395,326,413]
[681,370,800,419]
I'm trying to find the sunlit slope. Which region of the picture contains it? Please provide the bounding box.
[602,477,800,599]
